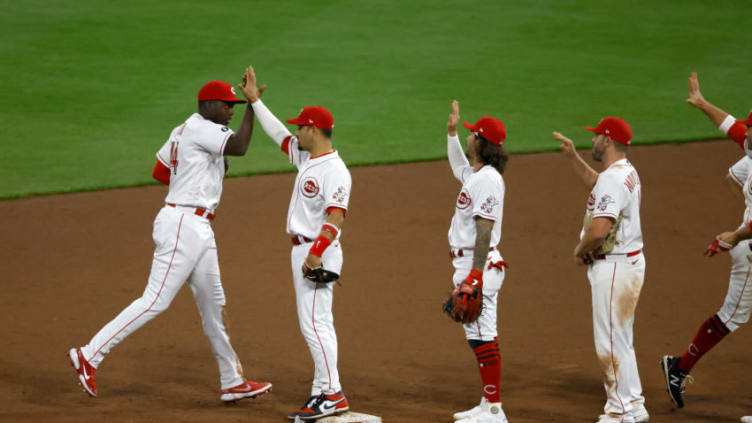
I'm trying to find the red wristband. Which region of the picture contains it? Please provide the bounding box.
[309,234,332,258]
[468,268,483,280]
[748,221,752,232]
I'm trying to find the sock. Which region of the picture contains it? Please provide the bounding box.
[678,314,730,373]
[472,338,501,403]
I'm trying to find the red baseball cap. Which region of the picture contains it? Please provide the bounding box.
[585,117,632,145]
[198,80,246,103]
[462,116,506,146]
[286,106,334,130]
[737,111,752,126]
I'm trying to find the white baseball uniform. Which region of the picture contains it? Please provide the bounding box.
[583,158,646,418]
[716,156,752,330]
[251,99,351,396]
[79,113,245,390]
[447,134,506,341]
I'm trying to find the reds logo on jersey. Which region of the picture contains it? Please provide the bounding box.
[586,192,595,210]
[301,177,320,198]
[456,190,471,209]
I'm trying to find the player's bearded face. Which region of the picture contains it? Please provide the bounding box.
[591,135,606,162]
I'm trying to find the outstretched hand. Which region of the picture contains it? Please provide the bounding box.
[448,100,460,136]
[686,72,706,108]
[239,66,266,103]
[553,132,577,158]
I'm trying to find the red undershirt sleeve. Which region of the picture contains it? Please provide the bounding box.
[152,160,171,185]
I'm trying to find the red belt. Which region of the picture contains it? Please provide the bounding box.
[449,247,495,259]
[593,249,641,260]
[291,235,314,245]
[166,203,215,220]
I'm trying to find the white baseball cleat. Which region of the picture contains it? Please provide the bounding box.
[454,400,507,423]
[596,413,635,423]
[741,417,752,423]
[631,404,649,422]
[454,397,488,420]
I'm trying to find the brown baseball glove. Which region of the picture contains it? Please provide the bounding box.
[442,269,483,324]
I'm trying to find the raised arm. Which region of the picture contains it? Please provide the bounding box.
[552,132,599,189]
[686,72,728,127]
[241,65,291,147]
[447,100,470,180]
[224,67,266,156]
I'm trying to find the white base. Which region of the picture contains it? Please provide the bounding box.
[317,412,382,423]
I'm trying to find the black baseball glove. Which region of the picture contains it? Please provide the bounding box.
[302,263,340,284]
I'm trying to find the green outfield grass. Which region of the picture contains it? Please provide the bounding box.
[1,0,751,199]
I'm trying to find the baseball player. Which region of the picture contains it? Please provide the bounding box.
[68,68,272,403]
[243,66,351,421]
[553,118,648,423]
[660,72,752,409]
[445,101,510,423]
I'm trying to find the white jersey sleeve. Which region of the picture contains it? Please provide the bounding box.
[590,173,626,221]
[469,172,503,222]
[729,156,752,187]
[193,121,233,157]
[321,166,352,211]
[448,134,472,182]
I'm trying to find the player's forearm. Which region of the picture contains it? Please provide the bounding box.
[695,99,728,128]
[575,220,611,256]
[575,233,606,257]
[570,153,599,189]
[250,99,291,146]
[733,225,752,243]
[448,134,470,179]
[472,218,493,270]
[230,106,256,155]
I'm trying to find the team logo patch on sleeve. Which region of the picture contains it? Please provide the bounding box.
[301,177,320,198]
[480,195,499,214]
[586,193,595,211]
[456,190,471,209]
[597,194,614,211]
[221,126,229,132]
[331,186,348,203]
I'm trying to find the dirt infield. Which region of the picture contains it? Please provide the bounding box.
[2,141,752,422]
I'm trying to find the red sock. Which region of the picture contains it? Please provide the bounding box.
[678,314,730,373]
[473,338,501,403]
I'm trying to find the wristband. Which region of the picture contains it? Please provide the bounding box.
[467,268,483,281]
[321,223,340,239]
[309,234,332,258]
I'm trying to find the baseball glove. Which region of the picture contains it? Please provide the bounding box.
[302,263,340,284]
[442,269,483,324]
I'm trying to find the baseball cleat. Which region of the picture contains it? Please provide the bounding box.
[287,391,349,420]
[741,417,752,423]
[631,404,649,422]
[596,413,635,423]
[454,397,488,420]
[221,380,272,403]
[455,401,507,423]
[660,355,692,408]
[68,348,97,397]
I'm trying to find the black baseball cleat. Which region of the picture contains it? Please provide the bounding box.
[660,355,693,408]
[287,391,349,420]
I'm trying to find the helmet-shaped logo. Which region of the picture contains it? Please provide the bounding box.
[456,191,471,209]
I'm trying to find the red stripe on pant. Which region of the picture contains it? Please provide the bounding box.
[608,263,626,414]
[89,215,184,362]
[311,284,333,390]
